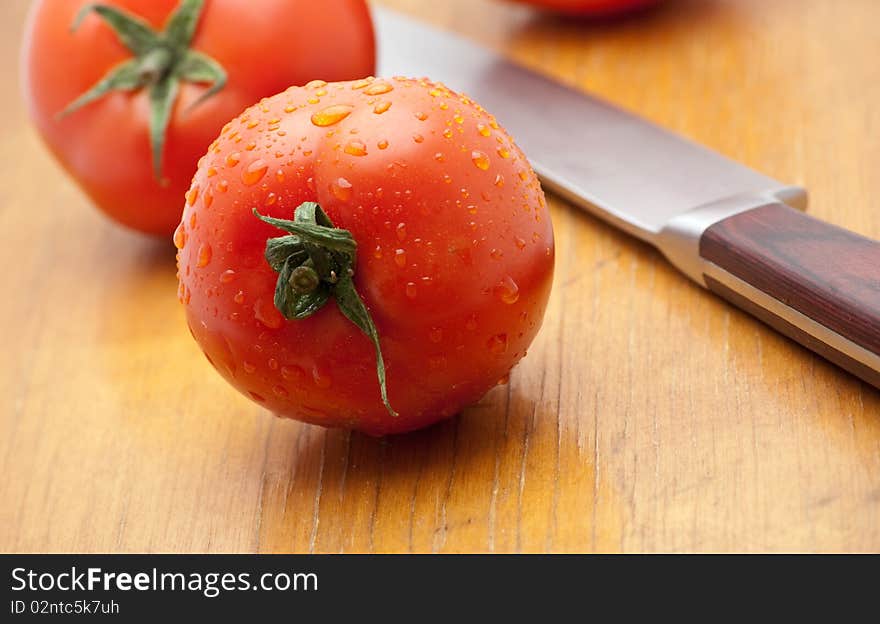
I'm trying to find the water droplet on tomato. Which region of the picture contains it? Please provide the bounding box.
[196,243,212,268]
[477,123,491,137]
[471,150,490,170]
[312,366,332,388]
[495,276,519,304]
[185,185,199,206]
[412,133,424,144]
[514,237,526,250]
[254,298,283,329]
[220,269,236,283]
[396,223,407,241]
[225,152,241,167]
[487,333,508,354]
[311,104,354,127]
[173,223,187,249]
[405,282,417,299]
[281,364,305,380]
[243,361,256,374]
[364,82,393,95]
[241,159,268,185]
[264,192,277,206]
[415,111,428,121]
[272,385,289,398]
[394,249,407,267]
[373,101,391,114]
[330,177,353,201]
[377,139,389,150]
[429,327,443,343]
[344,140,367,156]
[306,79,328,89]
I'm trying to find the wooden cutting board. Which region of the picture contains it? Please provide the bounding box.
[2,0,879,553]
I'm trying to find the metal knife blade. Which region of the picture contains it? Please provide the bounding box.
[374,7,806,247]
[373,7,880,390]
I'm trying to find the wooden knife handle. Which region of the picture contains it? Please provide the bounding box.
[699,202,880,387]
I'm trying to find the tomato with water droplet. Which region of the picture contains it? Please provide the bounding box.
[177,77,554,435]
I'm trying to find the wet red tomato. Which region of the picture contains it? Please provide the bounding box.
[177,77,555,435]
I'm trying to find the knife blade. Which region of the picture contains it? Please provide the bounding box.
[375,7,880,389]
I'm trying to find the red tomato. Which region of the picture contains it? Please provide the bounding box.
[176,78,555,435]
[21,0,375,235]
[510,0,661,16]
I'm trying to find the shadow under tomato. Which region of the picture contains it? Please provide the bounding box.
[95,233,179,347]
[92,229,191,420]
[248,377,619,552]
[288,381,518,496]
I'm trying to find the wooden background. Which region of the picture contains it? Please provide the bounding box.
[2,0,879,553]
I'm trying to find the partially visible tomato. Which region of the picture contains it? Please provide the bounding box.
[21,0,375,235]
[176,77,555,435]
[509,0,661,16]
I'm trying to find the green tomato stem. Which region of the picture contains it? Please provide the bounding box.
[59,0,226,181]
[254,204,399,418]
[137,46,173,85]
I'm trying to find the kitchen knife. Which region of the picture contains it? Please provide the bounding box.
[374,7,880,388]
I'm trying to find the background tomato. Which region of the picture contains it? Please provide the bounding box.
[176,77,555,435]
[510,0,662,16]
[21,0,375,235]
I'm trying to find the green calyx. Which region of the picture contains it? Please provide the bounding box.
[254,203,398,418]
[58,0,227,182]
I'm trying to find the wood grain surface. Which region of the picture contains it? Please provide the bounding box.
[2,0,879,554]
